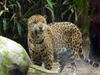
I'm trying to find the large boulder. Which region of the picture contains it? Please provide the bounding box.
[0,36,32,75]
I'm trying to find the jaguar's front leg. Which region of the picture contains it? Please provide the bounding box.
[43,52,53,70]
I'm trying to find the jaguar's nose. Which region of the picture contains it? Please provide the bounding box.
[39,26,43,30]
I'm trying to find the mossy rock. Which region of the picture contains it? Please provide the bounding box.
[0,36,32,75]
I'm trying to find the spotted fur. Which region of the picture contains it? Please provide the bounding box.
[24,15,99,73]
[49,22,99,73]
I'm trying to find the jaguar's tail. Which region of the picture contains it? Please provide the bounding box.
[78,47,99,67]
[84,57,99,67]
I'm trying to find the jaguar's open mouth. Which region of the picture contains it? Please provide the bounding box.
[39,30,43,34]
[35,29,43,34]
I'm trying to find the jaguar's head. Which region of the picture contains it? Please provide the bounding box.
[24,15,48,35]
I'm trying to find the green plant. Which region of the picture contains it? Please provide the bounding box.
[0,0,56,51]
[0,0,25,38]
[0,0,93,51]
[0,0,56,39]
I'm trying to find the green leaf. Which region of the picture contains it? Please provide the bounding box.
[62,4,75,16]
[46,0,53,9]
[78,9,83,18]
[16,1,21,17]
[45,5,55,22]
[3,18,7,32]
[8,20,13,31]
[68,13,72,21]
[11,13,16,21]
[62,0,68,5]
[71,8,74,13]
[75,11,78,22]
[0,10,4,16]
[4,5,9,12]
[15,20,22,36]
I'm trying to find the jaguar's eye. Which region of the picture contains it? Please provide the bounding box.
[33,21,36,23]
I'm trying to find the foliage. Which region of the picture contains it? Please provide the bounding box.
[73,0,90,34]
[0,0,92,49]
[0,0,55,39]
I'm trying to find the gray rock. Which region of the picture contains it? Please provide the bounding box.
[0,36,32,75]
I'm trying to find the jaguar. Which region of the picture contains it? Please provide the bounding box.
[24,14,99,74]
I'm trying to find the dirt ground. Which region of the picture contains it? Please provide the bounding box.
[50,38,100,75]
[51,60,100,75]
[41,38,100,75]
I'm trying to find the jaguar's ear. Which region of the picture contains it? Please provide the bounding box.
[43,15,47,19]
[23,19,28,25]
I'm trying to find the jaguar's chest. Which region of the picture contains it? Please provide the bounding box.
[28,35,47,50]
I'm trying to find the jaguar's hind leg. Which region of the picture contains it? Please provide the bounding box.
[56,61,65,73]
[56,47,69,73]
[69,52,77,75]
[56,47,77,74]
[56,57,77,74]
[69,61,77,75]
